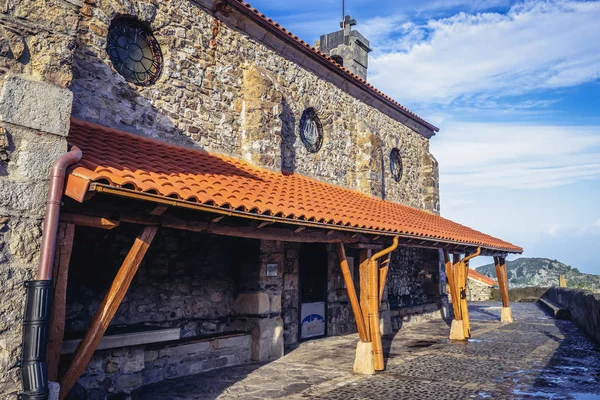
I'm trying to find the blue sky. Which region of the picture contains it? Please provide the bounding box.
[246,0,600,274]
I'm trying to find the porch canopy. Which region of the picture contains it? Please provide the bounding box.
[64,118,522,256]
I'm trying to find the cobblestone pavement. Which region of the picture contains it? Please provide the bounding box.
[133,302,600,399]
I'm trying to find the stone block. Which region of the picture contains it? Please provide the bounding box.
[123,348,145,374]
[116,373,142,392]
[0,75,73,136]
[250,317,284,362]
[15,133,67,179]
[158,341,210,358]
[233,292,270,315]
[270,294,282,313]
[0,180,49,216]
[213,334,251,349]
[353,341,375,375]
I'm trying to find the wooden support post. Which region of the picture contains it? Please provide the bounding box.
[495,256,513,323]
[378,254,391,305]
[47,223,75,381]
[460,259,471,338]
[359,249,372,341]
[336,243,368,342]
[369,259,384,371]
[449,253,466,340]
[444,251,461,319]
[59,226,158,399]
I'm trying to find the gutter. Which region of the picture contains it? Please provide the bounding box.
[20,146,82,400]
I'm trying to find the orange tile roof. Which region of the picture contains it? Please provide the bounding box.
[227,1,439,133]
[468,269,498,287]
[66,119,522,254]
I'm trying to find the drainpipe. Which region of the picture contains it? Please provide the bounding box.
[369,237,398,371]
[21,146,82,400]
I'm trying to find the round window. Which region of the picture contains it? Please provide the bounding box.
[299,108,324,153]
[390,148,403,182]
[106,19,163,86]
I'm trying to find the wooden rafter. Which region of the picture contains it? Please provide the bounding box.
[59,225,158,399]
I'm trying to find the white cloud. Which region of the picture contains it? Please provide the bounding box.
[431,123,600,188]
[367,0,600,103]
[595,219,600,227]
[547,224,560,237]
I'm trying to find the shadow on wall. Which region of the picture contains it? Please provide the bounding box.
[71,38,205,151]
[280,97,296,175]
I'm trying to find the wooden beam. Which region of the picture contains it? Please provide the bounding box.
[59,213,119,230]
[150,205,168,216]
[378,254,391,305]
[336,243,368,342]
[257,221,271,229]
[47,223,75,381]
[59,226,158,399]
[294,227,306,233]
[359,249,372,341]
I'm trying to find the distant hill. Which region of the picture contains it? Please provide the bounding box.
[476,258,600,292]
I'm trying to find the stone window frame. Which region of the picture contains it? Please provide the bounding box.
[299,107,324,153]
[389,147,403,183]
[106,17,163,86]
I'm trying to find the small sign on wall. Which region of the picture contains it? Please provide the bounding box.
[266,263,278,277]
[300,302,326,339]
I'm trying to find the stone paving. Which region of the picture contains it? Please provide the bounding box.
[132,302,600,399]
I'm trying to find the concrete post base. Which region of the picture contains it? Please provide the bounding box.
[353,341,375,375]
[449,319,466,340]
[501,307,513,323]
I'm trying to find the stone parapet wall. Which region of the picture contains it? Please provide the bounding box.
[69,333,251,398]
[546,288,600,344]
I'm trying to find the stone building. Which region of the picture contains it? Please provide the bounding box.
[0,0,522,399]
[448,269,497,303]
[467,269,497,302]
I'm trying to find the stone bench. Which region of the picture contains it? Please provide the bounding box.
[538,297,570,320]
[69,331,251,397]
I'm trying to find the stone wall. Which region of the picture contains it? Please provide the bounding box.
[387,248,441,309]
[69,333,251,398]
[69,0,439,213]
[467,279,493,302]
[65,225,259,338]
[0,2,81,396]
[546,288,600,345]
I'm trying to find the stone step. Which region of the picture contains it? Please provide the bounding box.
[538,297,570,320]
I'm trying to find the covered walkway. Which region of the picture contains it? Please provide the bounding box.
[133,302,600,400]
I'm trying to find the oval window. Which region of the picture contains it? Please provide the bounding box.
[106,19,163,86]
[390,148,403,182]
[299,108,324,153]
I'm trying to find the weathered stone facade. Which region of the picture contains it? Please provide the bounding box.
[69,0,440,212]
[0,2,82,396]
[0,0,443,397]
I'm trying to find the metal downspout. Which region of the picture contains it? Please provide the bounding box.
[369,237,398,371]
[20,146,82,400]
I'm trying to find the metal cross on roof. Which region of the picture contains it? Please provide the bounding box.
[341,15,357,29]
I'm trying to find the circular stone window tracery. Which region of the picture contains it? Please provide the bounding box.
[106,18,163,86]
[299,108,324,153]
[390,148,403,182]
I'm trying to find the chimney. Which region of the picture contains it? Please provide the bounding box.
[315,15,372,81]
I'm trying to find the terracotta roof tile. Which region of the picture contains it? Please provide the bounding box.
[66,119,522,253]
[468,269,498,287]
[227,0,439,132]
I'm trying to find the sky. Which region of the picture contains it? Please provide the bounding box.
[245,0,600,274]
